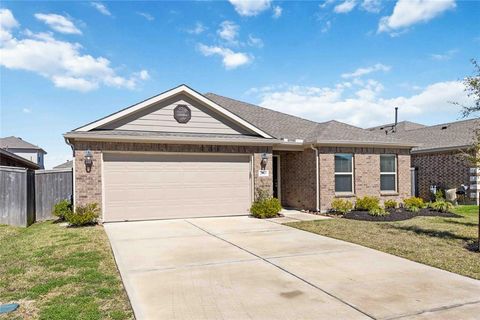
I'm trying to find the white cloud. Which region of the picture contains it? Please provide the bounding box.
[91,2,111,16]
[430,49,458,61]
[319,0,336,9]
[217,21,239,44]
[321,20,332,33]
[247,34,264,48]
[197,44,252,69]
[0,8,19,41]
[34,13,81,35]
[22,108,31,113]
[228,0,271,16]
[334,0,357,14]
[0,9,148,92]
[137,12,154,21]
[187,22,206,35]
[378,0,456,34]
[341,63,391,79]
[361,0,381,13]
[272,6,282,18]
[250,80,469,127]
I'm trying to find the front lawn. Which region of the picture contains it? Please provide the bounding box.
[287,205,480,280]
[0,222,133,320]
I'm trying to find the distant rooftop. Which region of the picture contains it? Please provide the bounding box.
[368,118,479,152]
[0,136,46,153]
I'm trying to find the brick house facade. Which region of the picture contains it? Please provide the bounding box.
[412,149,477,203]
[65,85,416,221]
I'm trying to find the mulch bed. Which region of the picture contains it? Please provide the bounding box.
[342,208,461,222]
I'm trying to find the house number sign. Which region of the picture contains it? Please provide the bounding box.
[174,105,191,123]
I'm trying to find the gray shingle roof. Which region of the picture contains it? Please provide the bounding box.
[307,120,409,145]
[53,160,73,169]
[0,136,46,153]
[205,93,411,146]
[205,93,318,141]
[369,118,479,152]
[368,121,427,133]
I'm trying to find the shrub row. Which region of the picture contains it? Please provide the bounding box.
[330,196,455,216]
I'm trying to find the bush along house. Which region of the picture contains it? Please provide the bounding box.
[64,84,416,222]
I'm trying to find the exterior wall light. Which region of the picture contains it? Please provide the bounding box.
[261,152,268,171]
[84,149,93,173]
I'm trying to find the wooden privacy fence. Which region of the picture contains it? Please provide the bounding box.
[0,166,73,227]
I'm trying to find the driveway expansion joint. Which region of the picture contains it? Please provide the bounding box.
[186,219,377,320]
[382,299,480,320]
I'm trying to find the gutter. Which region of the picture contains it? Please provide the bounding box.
[63,133,278,146]
[310,145,320,212]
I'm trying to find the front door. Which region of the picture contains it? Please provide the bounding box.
[273,155,280,199]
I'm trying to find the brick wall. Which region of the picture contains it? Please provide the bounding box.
[274,149,317,210]
[73,141,272,209]
[318,147,411,212]
[412,150,473,202]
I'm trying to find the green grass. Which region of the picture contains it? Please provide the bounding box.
[0,222,133,320]
[287,205,480,280]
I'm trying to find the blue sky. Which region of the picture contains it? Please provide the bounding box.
[1,0,479,168]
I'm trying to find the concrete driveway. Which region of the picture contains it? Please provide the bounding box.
[105,217,480,320]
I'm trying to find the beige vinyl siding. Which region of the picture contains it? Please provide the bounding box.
[100,94,251,135]
[102,153,252,221]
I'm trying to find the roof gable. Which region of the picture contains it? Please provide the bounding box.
[74,85,272,139]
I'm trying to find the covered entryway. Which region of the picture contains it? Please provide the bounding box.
[103,153,252,222]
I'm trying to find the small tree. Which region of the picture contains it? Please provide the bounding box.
[453,59,480,251]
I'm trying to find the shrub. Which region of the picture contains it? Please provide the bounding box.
[403,197,425,212]
[331,198,353,214]
[384,199,397,209]
[368,206,389,216]
[355,196,380,211]
[65,203,100,226]
[434,189,445,202]
[52,199,72,220]
[430,200,454,213]
[250,197,282,219]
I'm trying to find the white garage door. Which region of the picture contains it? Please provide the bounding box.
[103,153,252,222]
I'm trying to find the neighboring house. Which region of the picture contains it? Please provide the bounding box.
[0,148,40,170]
[64,85,415,222]
[53,160,73,170]
[369,119,479,204]
[0,136,47,169]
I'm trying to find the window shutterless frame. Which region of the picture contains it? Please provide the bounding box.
[334,153,354,194]
[380,154,397,192]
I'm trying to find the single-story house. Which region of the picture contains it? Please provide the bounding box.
[64,85,415,222]
[369,119,479,204]
[0,136,47,169]
[0,148,40,170]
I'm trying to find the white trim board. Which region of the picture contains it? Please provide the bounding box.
[74,85,273,139]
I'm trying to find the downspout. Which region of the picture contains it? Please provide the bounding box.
[310,145,320,212]
[64,137,75,208]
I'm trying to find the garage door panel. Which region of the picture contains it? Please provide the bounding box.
[103,153,252,221]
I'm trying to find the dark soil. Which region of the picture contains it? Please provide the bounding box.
[342,208,461,222]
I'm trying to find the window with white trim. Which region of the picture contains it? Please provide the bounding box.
[380,154,397,192]
[335,154,354,193]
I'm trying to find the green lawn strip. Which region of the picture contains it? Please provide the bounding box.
[286,205,480,280]
[0,222,133,320]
